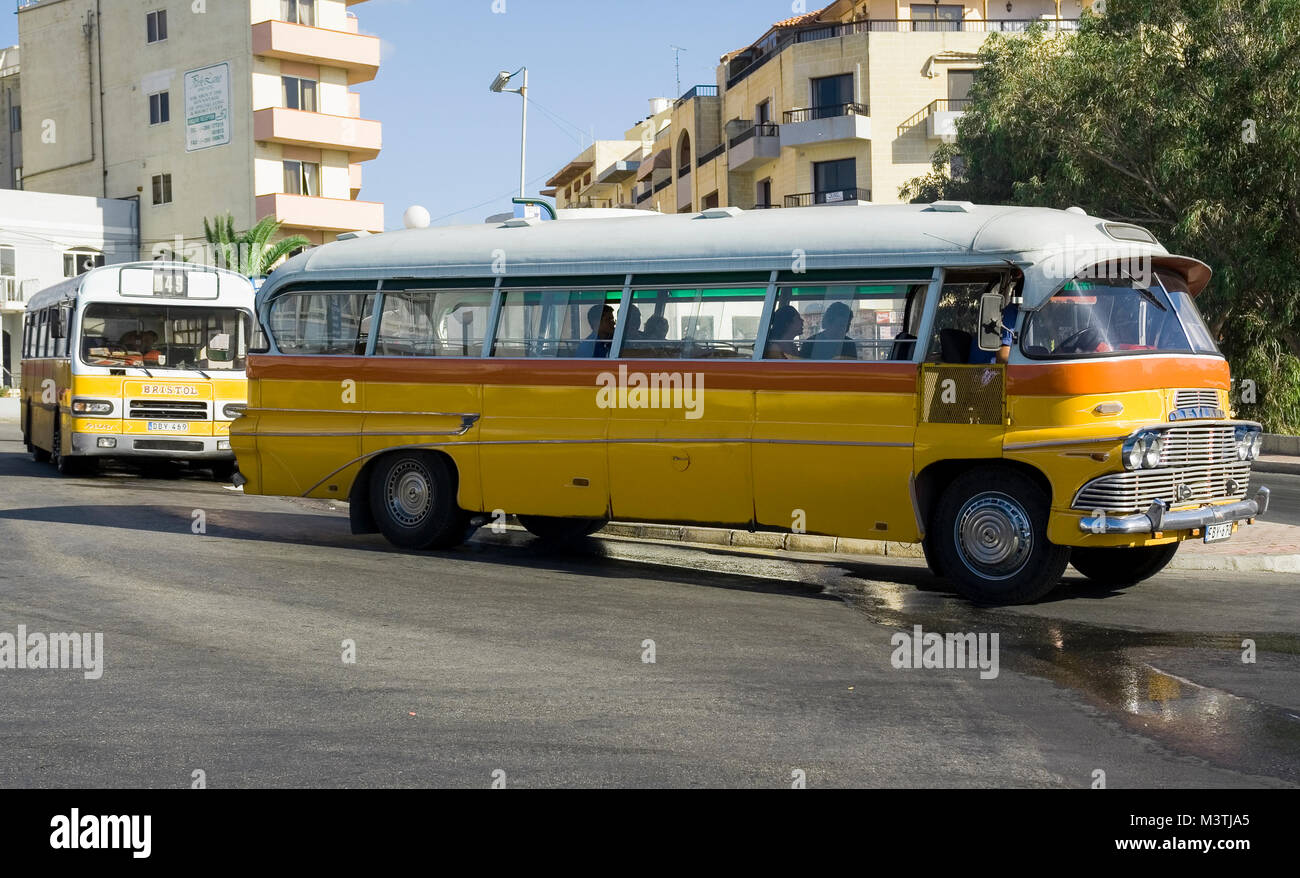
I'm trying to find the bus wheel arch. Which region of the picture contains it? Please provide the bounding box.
[915,458,1054,538]
[919,460,1067,604]
[364,448,470,550]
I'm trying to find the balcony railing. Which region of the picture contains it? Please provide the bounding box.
[696,143,727,167]
[726,17,1080,87]
[677,165,691,180]
[728,122,779,148]
[783,103,868,124]
[653,178,672,193]
[2,276,18,303]
[784,188,870,207]
[676,84,719,103]
[930,98,972,112]
[750,203,782,210]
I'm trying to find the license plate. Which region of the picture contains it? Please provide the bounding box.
[1203,522,1233,543]
[147,422,188,433]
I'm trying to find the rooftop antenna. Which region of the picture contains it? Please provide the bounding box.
[670,45,687,97]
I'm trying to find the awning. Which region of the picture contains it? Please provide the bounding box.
[546,160,594,188]
[634,150,670,181]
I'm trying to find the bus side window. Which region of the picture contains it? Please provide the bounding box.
[267,291,375,356]
[623,287,765,360]
[492,288,622,359]
[768,284,918,361]
[377,290,491,358]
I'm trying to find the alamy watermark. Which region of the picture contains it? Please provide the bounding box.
[595,365,705,420]
[890,624,999,680]
[0,625,104,680]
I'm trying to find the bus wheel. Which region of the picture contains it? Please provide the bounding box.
[51,421,83,475]
[933,467,1069,605]
[517,515,607,543]
[1070,543,1180,588]
[211,461,238,483]
[28,405,50,463]
[369,452,468,550]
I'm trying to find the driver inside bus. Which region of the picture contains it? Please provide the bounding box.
[576,303,615,357]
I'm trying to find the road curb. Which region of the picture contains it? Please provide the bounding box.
[592,522,1296,574]
[1253,457,1300,476]
[596,521,925,558]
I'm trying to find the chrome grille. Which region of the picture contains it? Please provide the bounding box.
[1155,426,1236,466]
[1173,388,1220,409]
[1073,425,1250,513]
[128,400,210,420]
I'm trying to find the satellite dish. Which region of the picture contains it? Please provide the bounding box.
[403,205,431,229]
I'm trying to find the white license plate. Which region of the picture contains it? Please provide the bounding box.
[147,422,188,433]
[1203,522,1233,543]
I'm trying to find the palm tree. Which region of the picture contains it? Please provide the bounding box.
[201,214,311,276]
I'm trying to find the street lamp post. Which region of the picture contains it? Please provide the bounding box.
[489,67,529,198]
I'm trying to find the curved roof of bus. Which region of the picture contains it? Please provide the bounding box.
[25,262,256,312]
[262,203,1210,312]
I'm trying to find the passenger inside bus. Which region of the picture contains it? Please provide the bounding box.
[764,305,804,359]
[642,315,668,340]
[576,303,615,357]
[623,305,644,341]
[798,301,857,360]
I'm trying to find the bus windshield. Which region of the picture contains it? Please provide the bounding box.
[80,303,252,371]
[1020,274,1219,358]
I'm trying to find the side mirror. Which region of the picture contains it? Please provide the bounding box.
[977,293,1004,352]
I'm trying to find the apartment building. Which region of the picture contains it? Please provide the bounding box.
[542,99,674,211]
[0,46,20,191]
[0,189,137,388]
[16,0,384,256]
[548,0,1082,213]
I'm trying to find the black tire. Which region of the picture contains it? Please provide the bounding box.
[28,404,50,462]
[210,461,238,482]
[52,419,87,476]
[368,452,468,550]
[517,515,607,543]
[932,466,1070,605]
[1070,543,1180,588]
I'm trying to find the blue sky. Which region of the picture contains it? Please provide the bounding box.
[2,0,783,229]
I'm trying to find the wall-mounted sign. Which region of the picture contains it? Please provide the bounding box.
[185,62,230,152]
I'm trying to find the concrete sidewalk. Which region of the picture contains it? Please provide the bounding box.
[0,396,17,422]
[596,517,1300,574]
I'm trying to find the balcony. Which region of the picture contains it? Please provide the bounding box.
[253,107,382,161]
[784,188,870,208]
[696,143,726,167]
[780,103,870,147]
[257,193,384,233]
[727,123,780,172]
[251,19,380,85]
[926,98,970,142]
[0,277,40,313]
[674,84,718,106]
[725,18,1079,88]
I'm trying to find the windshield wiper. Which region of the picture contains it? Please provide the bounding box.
[1137,287,1168,312]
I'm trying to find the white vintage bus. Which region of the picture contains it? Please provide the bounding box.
[21,262,256,479]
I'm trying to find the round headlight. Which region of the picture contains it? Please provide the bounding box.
[1234,426,1251,461]
[1125,435,1147,470]
[1249,431,1263,460]
[1142,434,1163,469]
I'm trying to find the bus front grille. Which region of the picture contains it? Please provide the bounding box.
[129,400,209,420]
[133,440,206,452]
[1072,460,1252,513]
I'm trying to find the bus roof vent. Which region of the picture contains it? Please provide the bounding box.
[1102,222,1157,244]
[336,230,372,240]
[502,217,544,228]
[1065,206,1088,215]
[700,206,743,219]
[928,200,975,213]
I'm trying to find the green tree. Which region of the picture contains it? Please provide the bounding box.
[902,0,1300,432]
[201,214,311,277]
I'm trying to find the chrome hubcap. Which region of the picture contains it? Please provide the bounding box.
[954,492,1033,580]
[386,461,432,527]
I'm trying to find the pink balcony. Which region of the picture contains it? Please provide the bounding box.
[349,163,363,193]
[253,107,382,161]
[251,19,380,85]
[257,193,385,233]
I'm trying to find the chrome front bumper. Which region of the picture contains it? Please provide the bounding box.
[1078,486,1270,535]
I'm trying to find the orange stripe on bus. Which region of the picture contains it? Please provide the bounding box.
[248,356,920,394]
[1006,357,1229,395]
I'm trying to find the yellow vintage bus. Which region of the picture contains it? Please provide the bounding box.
[231,203,1269,604]
[21,262,256,480]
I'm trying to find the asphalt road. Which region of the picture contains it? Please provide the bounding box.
[1254,469,1300,526]
[0,421,1297,788]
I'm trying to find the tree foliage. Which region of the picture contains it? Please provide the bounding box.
[901,0,1300,431]
[201,214,311,278]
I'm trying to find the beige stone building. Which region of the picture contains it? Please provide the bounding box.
[0,46,21,191]
[16,0,383,256]
[549,0,1082,214]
